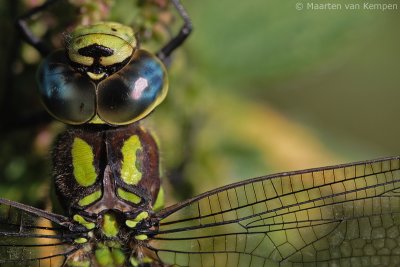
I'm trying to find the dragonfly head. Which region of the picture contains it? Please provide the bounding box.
[37,30,168,126]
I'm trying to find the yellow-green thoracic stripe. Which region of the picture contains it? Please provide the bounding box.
[125,211,149,228]
[117,188,141,204]
[78,190,102,206]
[72,138,97,187]
[73,214,95,230]
[120,135,143,185]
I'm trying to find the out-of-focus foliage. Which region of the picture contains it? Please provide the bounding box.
[185,0,400,157]
[0,0,399,208]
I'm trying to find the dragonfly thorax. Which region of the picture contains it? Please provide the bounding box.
[52,124,163,219]
[52,124,163,266]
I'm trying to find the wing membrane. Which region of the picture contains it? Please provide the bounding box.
[148,156,400,267]
[0,198,85,267]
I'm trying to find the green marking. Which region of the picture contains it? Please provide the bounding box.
[137,211,149,220]
[129,257,139,267]
[135,234,148,241]
[117,188,141,204]
[120,135,142,185]
[78,190,102,206]
[125,211,149,228]
[72,138,97,187]
[74,237,88,244]
[95,247,113,266]
[102,213,119,238]
[73,214,95,230]
[153,187,165,211]
[111,248,126,265]
[125,220,137,228]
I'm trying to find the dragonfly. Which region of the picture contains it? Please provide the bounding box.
[1,0,400,266]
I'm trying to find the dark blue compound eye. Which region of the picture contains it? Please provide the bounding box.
[37,50,97,125]
[36,49,167,126]
[96,50,168,125]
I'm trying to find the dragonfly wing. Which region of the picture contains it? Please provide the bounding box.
[0,198,84,267]
[148,156,400,267]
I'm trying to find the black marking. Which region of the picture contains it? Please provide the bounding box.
[69,55,131,82]
[78,44,114,58]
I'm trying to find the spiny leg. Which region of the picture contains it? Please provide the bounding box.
[12,0,65,131]
[156,0,192,63]
[16,0,62,56]
[155,0,193,196]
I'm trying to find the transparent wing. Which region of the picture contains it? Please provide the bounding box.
[0,198,85,267]
[147,156,400,267]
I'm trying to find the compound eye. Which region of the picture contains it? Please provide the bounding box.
[97,50,168,125]
[37,50,97,124]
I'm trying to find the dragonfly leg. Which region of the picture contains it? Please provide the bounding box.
[15,0,62,56]
[156,0,193,63]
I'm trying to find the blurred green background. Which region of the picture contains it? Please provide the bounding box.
[0,0,399,208]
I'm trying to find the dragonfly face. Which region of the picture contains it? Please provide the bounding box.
[37,22,168,126]
[3,1,400,267]
[67,22,138,77]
